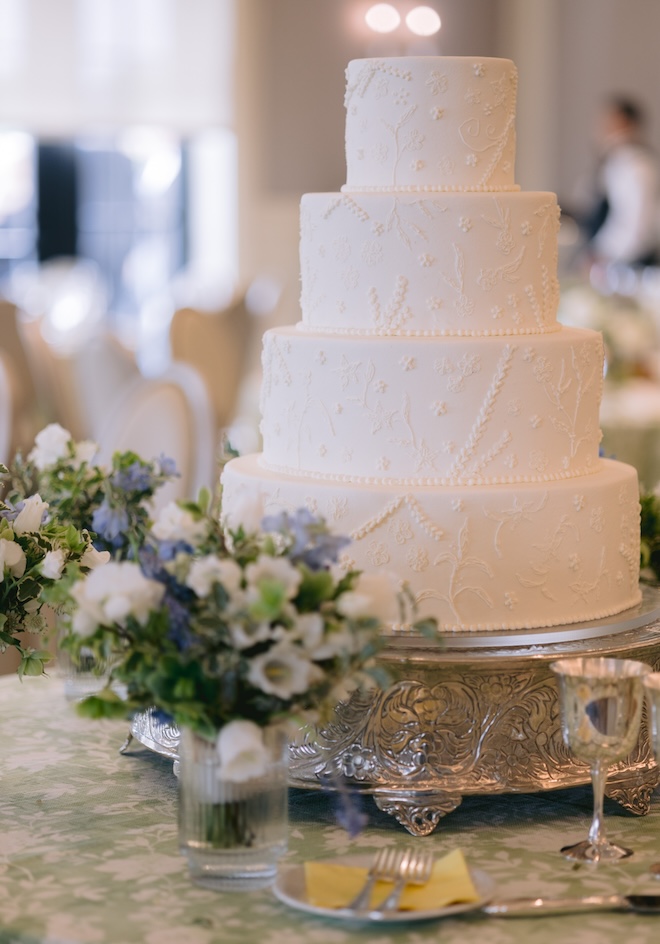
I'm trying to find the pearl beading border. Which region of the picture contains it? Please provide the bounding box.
[257,455,601,488]
[295,322,562,338]
[341,184,521,194]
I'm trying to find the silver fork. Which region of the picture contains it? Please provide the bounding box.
[370,847,434,917]
[344,847,403,914]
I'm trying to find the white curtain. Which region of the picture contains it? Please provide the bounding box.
[0,0,234,134]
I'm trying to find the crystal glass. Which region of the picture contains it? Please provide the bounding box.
[643,673,660,763]
[551,657,651,862]
[58,641,111,702]
[178,726,289,890]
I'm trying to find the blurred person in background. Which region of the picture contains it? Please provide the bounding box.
[579,95,660,269]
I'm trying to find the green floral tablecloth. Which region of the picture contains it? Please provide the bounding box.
[3,674,660,943]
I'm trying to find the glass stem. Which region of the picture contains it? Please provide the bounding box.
[588,758,608,849]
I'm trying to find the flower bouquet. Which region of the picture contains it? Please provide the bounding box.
[2,423,179,691]
[5,423,178,558]
[62,495,434,888]
[0,475,109,677]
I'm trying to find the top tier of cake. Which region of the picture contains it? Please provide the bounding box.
[344,57,519,193]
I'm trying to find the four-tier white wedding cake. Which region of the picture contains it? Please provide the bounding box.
[221,56,641,632]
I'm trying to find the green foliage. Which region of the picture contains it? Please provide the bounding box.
[63,499,438,736]
[640,491,660,582]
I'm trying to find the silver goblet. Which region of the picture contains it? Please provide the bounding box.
[551,657,651,863]
[643,672,660,763]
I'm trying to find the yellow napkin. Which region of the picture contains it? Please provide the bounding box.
[304,848,480,911]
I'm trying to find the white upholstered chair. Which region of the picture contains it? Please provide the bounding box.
[96,362,218,512]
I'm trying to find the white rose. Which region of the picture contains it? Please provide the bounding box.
[151,502,207,547]
[0,538,26,581]
[13,494,49,535]
[247,642,322,700]
[40,548,67,579]
[186,556,242,598]
[245,555,302,601]
[70,561,165,635]
[220,489,264,535]
[216,720,271,783]
[336,571,401,626]
[81,545,111,569]
[28,423,71,470]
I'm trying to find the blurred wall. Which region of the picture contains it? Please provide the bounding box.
[235,0,502,321]
[236,0,660,302]
[555,0,660,210]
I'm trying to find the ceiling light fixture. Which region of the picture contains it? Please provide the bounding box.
[365,3,401,34]
[405,6,441,37]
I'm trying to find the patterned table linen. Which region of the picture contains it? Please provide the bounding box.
[2,674,660,944]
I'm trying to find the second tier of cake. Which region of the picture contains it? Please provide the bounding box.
[260,325,604,483]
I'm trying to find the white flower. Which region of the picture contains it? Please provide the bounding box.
[80,545,111,569]
[336,572,400,626]
[293,612,325,650]
[295,612,351,660]
[216,720,271,783]
[70,562,165,636]
[14,494,48,534]
[228,618,274,650]
[151,502,207,547]
[40,548,67,580]
[28,423,71,470]
[186,556,242,598]
[0,538,26,580]
[247,642,322,700]
[245,555,302,600]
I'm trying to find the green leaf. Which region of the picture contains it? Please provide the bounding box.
[295,568,335,610]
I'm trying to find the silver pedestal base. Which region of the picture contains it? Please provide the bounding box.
[123,587,660,836]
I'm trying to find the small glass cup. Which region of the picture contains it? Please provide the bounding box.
[551,656,651,863]
[178,726,288,891]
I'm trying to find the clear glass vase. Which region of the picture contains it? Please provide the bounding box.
[178,726,289,890]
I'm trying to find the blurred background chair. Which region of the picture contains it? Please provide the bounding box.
[0,300,44,457]
[0,353,12,464]
[169,292,253,447]
[96,361,217,512]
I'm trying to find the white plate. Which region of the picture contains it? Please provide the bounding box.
[273,855,495,924]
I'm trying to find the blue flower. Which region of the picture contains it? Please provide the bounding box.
[111,461,154,493]
[165,593,196,650]
[0,500,19,523]
[155,539,195,562]
[261,508,350,570]
[320,773,368,837]
[155,454,179,478]
[92,502,129,546]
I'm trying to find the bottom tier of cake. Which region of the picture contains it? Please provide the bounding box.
[220,457,641,632]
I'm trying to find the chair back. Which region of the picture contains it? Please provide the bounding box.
[96,362,217,512]
[169,295,252,432]
[0,352,12,464]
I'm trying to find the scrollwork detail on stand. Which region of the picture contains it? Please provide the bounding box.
[373,792,463,836]
[290,664,659,802]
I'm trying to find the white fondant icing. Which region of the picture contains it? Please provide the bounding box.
[300,192,561,336]
[221,54,641,633]
[259,326,603,483]
[344,58,518,191]
[222,457,641,632]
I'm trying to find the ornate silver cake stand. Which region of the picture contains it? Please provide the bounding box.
[121,586,660,836]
